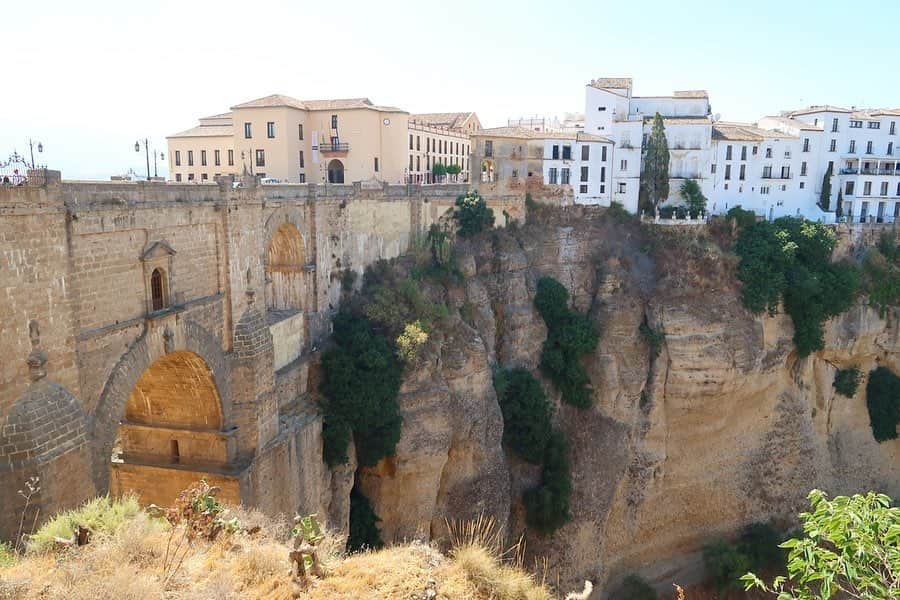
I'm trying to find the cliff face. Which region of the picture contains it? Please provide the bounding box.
[352,208,900,591]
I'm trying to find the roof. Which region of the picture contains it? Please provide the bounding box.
[473,126,577,140]
[790,105,852,116]
[231,94,308,110]
[673,90,709,98]
[870,108,900,117]
[643,116,712,126]
[759,116,823,132]
[713,123,795,141]
[588,77,633,90]
[167,124,234,139]
[230,94,404,113]
[409,112,475,129]
[576,132,614,143]
[200,111,232,121]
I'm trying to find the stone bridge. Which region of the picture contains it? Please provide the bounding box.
[0,175,524,541]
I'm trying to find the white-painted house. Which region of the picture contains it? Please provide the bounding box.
[541,133,615,205]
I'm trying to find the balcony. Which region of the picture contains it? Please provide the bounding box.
[761,173,793,180]
[841,168,858,175]
[319,142,349,154]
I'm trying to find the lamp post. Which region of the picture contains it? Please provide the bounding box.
[153,150,164,178]
[134,139,151,181]
[27,139,43,169]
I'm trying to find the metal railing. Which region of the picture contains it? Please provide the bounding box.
[318,142,349,152]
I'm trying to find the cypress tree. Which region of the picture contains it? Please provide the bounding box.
[641,113,670,212]
[819,163,833,211]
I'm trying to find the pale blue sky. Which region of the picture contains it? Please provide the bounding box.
[3,0,898,180]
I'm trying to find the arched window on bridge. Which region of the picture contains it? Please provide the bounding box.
[150,267,168,312]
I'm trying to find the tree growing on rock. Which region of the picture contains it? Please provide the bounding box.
[819,162,833,212]
[640,113,670,213]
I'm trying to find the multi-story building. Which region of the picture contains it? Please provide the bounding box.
[168,97,480,186]
[407,112,479,183]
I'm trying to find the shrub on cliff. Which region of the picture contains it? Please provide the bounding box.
[523,430,572,534]
[704,522,785,594]
[347,486,384,553]
[453,190,494,237]
[492,367,554,465]
[862,231,900,317]
[735,217,858,357]
[610,575,658,600]
[727,206,758,230]
[833,366,862,398]
[866,366,900,442]
[320,311,403,467]
[534,276,599,408]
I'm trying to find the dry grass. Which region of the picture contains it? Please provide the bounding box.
[0,500,562,600]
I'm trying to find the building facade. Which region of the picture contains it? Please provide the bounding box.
[168,99,480,187]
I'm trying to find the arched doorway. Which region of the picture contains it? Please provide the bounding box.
[481,160,495,182]
[328,159,345,183]
[109,350,239,507]
[265,223,306,313]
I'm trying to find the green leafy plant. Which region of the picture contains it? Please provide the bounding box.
[819,162,833,211]
[28,494,143,553]
[639,322,665,360]
[862,232,900,317]
[743,490,900,599]
[833,366,862,398]
[522,430,572,535]
[492,367,554,465]
[680,179,707,218]
[347,487,384,553]
[453,190,495,237]
[726,206,758,230]
[432,161,447,181]
[396,320,429,363]
[445,163,462,180]
[866,366,900,442]
[534,277,599,408]
[704,522,785,595]
[640,113,670,212]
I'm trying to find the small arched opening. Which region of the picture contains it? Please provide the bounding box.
[481,160,495,183]
[109,350,239,507]
[265,222,306,313]
[327,159,345,184]
[150,267,168,311]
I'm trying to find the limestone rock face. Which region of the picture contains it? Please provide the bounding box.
[348,209,900,593]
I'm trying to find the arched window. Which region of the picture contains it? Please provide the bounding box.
[150,268,167,311]
[327,159,344,184]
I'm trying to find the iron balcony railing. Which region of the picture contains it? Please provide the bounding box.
[318,142,349,153]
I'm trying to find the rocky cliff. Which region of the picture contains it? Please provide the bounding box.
[345,207,900,593]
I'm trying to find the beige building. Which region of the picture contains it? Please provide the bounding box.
[168,97,480,186]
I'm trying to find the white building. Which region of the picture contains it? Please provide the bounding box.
[541,132,614,204]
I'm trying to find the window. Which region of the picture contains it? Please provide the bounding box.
[244,122,252,138]
[741,146,747,160]
[866,141,873,154]
[784,151,791,159]
[267,122,275,138]
[726,145,733,160]
[620,159,627,171]
[766,147,773,158]
[201,173,208,181]
[598,106,607,111]
[299,151,304,168]
[255,149,265,167]
[600,185,605,193]
[552,145,559,159]
[850,120,863,128]
[298,124,304,140]
[426,138,430,152]
[560,168,570,184]
[846,181,855,195]
[739,164,746,180]
[617,182,626,193]
[562,145,572,160]
[761,186,770,195]
[752,145,759,156]
[601,146,607,161]
[299,173,306,183]
[174,150,181,166]
[150,268,167,311]
[800,182,805,189]
[849,140,856,153]
[891,121,897,135]
[890,142,895,156]
[187,150,194,166]
[763,165,772,178]
[803,138,810,152]
[832,118,839,132]
[512,169,518,178]
[417,136,420,150]
[725,164,732,180]
[868,121,881,129]
[201,150,207,166]
[830,139,837,152]
[548,168,558,184]
[581,145,590,160]
[863,181,872,196]
[897,182,900,196]
[416,156,420,171]
[484,140,493,157]
[580,166,589,182]
[600,166,606,182]
[781,166,790,179]
[331,115,338,129]
[711,163,717,174]
[175,173,181,182]
[579,184,588,193]
[187,173,194,181]
[801,161,807,176]
[228,149,234,166]
[374,157,379,172]
[881,182,889,196]
[409,155,413,171]
[409,134,413,150]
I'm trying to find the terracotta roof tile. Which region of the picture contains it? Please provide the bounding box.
[588,77,633,90]
[167,124,234,139]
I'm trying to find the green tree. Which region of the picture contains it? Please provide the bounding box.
[446,163,462,181]
[432,161,447,182]
[680,179,707,218]
[523,430,572,534]
[743,490,900,599]
[819,163,833,211]
[347,486,384,552]
[641,113,670,212]
[453,190,495,237]
[833,366,862,398]
[836,189,844,219]
[493,367,554,465]
[866,367,900,442]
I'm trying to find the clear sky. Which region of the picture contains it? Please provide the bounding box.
[3,0,899,180]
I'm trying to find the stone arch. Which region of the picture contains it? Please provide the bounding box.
[482,159,495,182]
[266,222,306,312]
[92,319,230,492]
[327,159,345,183]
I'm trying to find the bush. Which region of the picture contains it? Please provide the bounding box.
[534,277,599,408]
[347,487,383,553]
[610,575,658,600]
[28,496,143,553]
[320,312,403,467]
[833,366,862,397]
[454,190,495,237]
[523,430,572,535]
[639,322,665,360]
[705,539,752,593]
[680,179,707,218]
[726,206,758,230]
[735,218,858,356]
[866,366,900,442]
[862,233,900,317]
[493,367,554,465]
[396,320,429,363]
[704,522,786,593]
[658,205,676,219]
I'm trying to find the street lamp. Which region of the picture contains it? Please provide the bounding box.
[27,139,43,169]
[135,138,150,181]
